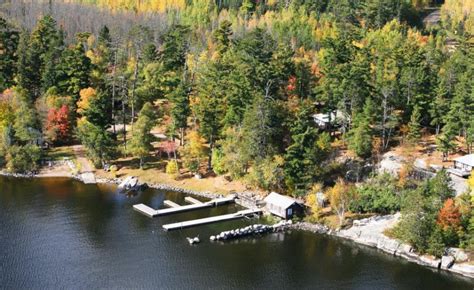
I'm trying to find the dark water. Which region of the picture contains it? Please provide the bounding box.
[0,177,472,289]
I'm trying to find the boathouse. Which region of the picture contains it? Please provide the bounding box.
[450,154,474,177]
[264,192,303,219]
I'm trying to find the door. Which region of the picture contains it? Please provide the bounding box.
[287,207,293,218]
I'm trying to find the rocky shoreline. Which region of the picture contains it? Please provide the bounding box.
[291,214,474,279]
[2,171,473,280]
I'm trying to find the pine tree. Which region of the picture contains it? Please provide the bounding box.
[159,24,189,72]
[29,15,61,97]
[58,38,91,100]
[0,17,19,91]
[128,102,156,168]
[348,99,374,158]
[15,31,40,99]
[407,105,422,144]
[213,20,232,56]
[169,82,190,145]
[41,29,65,93]
[284,106,330,196]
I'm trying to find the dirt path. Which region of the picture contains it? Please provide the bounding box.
[72,145,96,184]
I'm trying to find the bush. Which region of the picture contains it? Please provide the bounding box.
[165,160,179,178]
[211,148,226,175]
[427,227,446,258]
[350,173,401,214]
[6,144,42,173]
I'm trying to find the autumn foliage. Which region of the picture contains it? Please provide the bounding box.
[46,105,71,144]
[437,198,461,231]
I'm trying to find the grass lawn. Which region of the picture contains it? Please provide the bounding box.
[95,155,251,195]
[44,146,76,161]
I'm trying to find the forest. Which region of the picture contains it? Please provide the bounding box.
[0,0,473,255]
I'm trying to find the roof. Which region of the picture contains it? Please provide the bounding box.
[454,154,474,166]
[264,192,298,209]
[312,110,350,123]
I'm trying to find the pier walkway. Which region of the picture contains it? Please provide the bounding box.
[162,209,262,231]
[133,196,236,218]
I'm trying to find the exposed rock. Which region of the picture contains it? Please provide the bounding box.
[419,255,441,268]
[289,222,329,234]
[441,256,455,269]
[378,152,404,176]
[450,263,474,277]
[447,248,469,263]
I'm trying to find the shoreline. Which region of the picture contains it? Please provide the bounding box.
[1,170,473,280]
[291,216,474,280]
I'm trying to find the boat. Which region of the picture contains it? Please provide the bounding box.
[186,236,200,245]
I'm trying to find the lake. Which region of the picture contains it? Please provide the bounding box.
[0,176,472,289]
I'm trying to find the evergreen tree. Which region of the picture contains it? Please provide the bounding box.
[58,38,92,100]
[76,118,114,168]
[284,106,330,196]
[41,29,65,93]
[0,17,19,91]
[128,102,156,168]
[15,31,40,99]
[159,24,189,72]
[213,20,232,56]
[29,15,61,97]
[169,82,190,145]
[407,105,422,144]
[348,99,374,158]
[83,90,112,130]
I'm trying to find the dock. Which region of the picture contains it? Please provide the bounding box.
[164,200,180,208]
[133,196,236,218]
[133,203,158,218]
[184,196,203,204]
[162,209,262,231]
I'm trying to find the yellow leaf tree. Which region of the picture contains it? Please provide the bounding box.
[327,178,355,227]
[76,87,97,115]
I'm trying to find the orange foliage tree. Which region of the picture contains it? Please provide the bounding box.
[46,105,72,144]
[437,198,461,231]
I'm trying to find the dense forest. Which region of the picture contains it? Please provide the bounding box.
[0,0,473,255]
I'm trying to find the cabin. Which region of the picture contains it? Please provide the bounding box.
[264,192,304,219]
[312,110,350,129]
[450,154,474,177]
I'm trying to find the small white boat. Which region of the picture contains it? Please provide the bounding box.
[187,236,200,245]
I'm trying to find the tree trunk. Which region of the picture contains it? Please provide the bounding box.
[111,51,117,135]
[121,78,127,151]
[208,135,213,170]
[130,56,139,134]
[180,128,184,146]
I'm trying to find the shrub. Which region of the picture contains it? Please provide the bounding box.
[6,144,42,173]
[211,148,226,175]
[350,173,401,214]
[427,227,446,258]
[165,160,179,178]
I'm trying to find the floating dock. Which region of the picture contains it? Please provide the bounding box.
[133,196,236,218]
[162,209,262,231]
[184,196,203,204]
[163,200,180,208]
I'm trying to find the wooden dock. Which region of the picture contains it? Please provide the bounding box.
[133,196,236,218]
[184,196,203,204]
[133,203,158,218]
[163,200,180,208]
[162,209,262,231]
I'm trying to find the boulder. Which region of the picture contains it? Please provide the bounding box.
[440,255,455,269]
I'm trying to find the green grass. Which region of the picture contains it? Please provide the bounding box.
[44,146,75,161]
